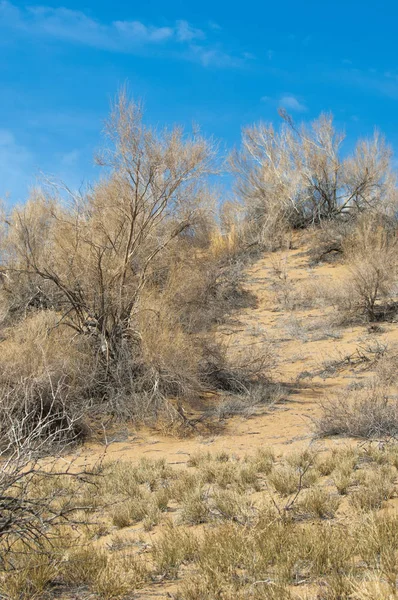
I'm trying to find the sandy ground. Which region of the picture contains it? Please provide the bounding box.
[74,243,398,468]
[60,243,398,599]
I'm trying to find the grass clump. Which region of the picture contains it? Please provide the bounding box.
[297,486,340,519]
[180,486,211,524]
[152,521,199,577]
[350,466,396,511]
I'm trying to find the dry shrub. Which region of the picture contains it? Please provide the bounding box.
[0,91,270,441]
[137,303,202,400]
[339,215,398,322]
[233,111,395,249]
[375,351,398,384]
[333,464,355,495]
[0,311,93,444]
[160,246,256,334]
[268,462,318,497]
[247,447,275,475]
[317,451,339,476]
[209,223,241,261]
[308,219,353,263]
[317,382,398,439]
[201,341,275,396]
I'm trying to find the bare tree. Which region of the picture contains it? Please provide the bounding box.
[1,91,216,367]
[232,111,395,245]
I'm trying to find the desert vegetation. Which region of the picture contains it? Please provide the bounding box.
[0,91,274,447]
[3,446,398,598]
[3,93,398,598]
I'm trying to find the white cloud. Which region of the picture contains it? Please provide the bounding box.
[189,45,243,68]
[0,2,241,68]
[279,95,307,112]
[114,20,174,43]
[176,20,204,42]
[0,3,179,49]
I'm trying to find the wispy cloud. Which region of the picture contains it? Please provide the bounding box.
[327,66,398,100]
[175,19,204,42]
[188,45,246,68]
[0,1,244,68]
[279,95,307,112]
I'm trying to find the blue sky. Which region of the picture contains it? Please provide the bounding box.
[1,0,398,203]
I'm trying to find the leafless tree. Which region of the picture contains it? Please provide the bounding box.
[232,110,395,245]
[1,91,216,367]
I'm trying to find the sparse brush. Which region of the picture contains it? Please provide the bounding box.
[357,512,398,567]
[61,546,108,587]
[317,573,355,599]
[198,523,249,581]
[92,553,149,599]
[352,578,396,600]
[200,461,238,489]
[238,463,262,491]
[249,447,275,475]
[297,486,340,519]
[152,521,199,577]
[215,450,231,462]
[111,491,158,527]
[350,466,396,511]
[333,470,353,495]
[134,457,175,489]
[360,444,390,466]
[286,448,317,470]
[375,352,398,385]
[112,502,134,529]
[300,522,356,577]
[269,460,318,497]
[212,489,255,523]
[317,452,339,476]
[386,444,398,469]
[317,383,398,439]
[341,215,398,322]
[100,460,142,497]
[143,505,162,531]
[180,486,211,524]
[332,456,357,494]
[240,583,295,599]
[154,487,170,511]
[187,451,212,467]
[175,573,229,600]
[268,464,300,496]
[0,551,61,600]
[170,471,200,501]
